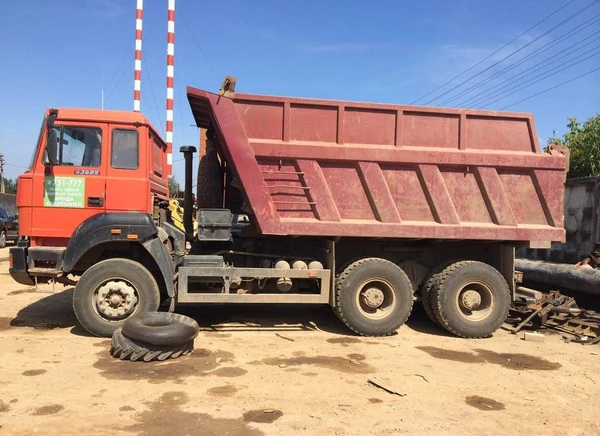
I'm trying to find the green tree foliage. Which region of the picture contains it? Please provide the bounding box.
[4,178,17,194]
[548,113,600,179]
[168,176,180,198]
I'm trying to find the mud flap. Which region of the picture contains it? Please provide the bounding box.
[143,237,176,298]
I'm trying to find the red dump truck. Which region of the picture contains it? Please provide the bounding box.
[9,78,568,339]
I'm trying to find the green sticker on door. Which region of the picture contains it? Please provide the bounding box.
[44,177,86,208]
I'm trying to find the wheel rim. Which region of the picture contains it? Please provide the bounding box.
[0,232,5,245]
[355,278,397,320]
[455,281,494,321]
[93,279,139,321]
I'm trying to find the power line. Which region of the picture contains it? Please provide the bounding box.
[4,163,28,169]
[143,57,164,129]
[477,49,600,108]
[457,30,600,107]
[104,47,130,94]
[421,0,600,106]
[410,0,576,104]
[500,66,600,110]
[177,10,220,81]
[104,59,133,108]
[475,44,600,107]
[177,71,187,147]
[442,12,600,106]
[105,12,161,109]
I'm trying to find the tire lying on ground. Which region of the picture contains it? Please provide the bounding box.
[430,261,511,338]
[110,312,200,362]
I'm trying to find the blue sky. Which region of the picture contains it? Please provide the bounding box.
[0,0,598,182]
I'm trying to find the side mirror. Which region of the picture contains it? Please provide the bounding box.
[46,128,59,166]
[46,109,57,128]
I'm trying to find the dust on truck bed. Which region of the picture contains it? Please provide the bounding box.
[187,86,568,244]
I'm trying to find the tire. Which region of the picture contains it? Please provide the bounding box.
[122,312,199,347]
[431,261,511,338]
[0,230,6,248]
[111,328,194,362]
[335,258,414,336]
[196,150,222,209]
[73,259,161,337]
[419,261,455,327]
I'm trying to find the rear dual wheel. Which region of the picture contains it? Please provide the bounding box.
[424,261,511,338]
[334,258,414,336]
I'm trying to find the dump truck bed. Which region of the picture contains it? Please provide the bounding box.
[187,86,567,244]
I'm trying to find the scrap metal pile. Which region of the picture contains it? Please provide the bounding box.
[508,288,600,345]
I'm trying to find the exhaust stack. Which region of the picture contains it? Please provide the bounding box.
[179,145,196,238]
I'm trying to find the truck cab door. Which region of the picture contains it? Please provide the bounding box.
[31,123,108,241]
[105,127,150,213]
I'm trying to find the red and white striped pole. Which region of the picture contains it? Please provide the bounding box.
[133,0,143,112]
[166,0,175,173]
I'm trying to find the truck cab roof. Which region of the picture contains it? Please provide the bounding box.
[48,108,163,140]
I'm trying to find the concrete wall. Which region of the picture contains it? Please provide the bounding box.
[0,193,17,215]
[519,177,600,263]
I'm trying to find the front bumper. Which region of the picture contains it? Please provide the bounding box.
[9,243,34,286]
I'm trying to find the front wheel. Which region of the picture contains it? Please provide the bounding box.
[0,230,6,248]
[334,258,414,336]
[73,258,161,337]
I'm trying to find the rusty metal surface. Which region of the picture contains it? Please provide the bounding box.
[509,288,600,343]
[187,86,567,242]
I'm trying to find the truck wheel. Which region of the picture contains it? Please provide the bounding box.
[73,259,161,337]
[431,261,510,338]
[0,229,6,248]
[335,258,413,336]
[419,261,455,327]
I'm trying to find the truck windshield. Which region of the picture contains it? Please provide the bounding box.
[43,126,103,167]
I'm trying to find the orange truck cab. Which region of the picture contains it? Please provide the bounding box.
[10,108,172,292]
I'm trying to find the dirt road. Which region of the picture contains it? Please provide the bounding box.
[0,253,598,436]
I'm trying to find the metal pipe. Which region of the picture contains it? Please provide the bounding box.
[515,286,543,300]
[515,258,600,295]
[179,145,196,238]
[551,307,582,314]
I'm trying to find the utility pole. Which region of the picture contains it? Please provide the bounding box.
[0,154,5,194]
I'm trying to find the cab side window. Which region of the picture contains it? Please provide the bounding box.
[111,129,139,170]
[44,126,102,167]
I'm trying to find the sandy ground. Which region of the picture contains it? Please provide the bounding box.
[0,251,598,436]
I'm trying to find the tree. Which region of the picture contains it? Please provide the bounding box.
[548,113,600,179]
[4,178,17,194]
[168,176,180,198]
